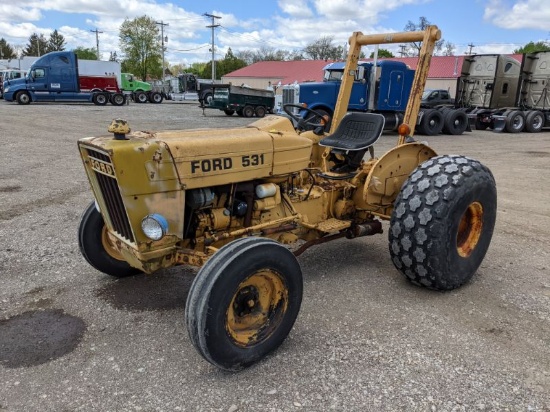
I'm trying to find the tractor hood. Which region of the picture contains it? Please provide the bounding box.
[79,116,313,192]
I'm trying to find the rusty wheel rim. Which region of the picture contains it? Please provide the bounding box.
[101,226,125,261]
[456,201,483,258]
[226,270,288,347]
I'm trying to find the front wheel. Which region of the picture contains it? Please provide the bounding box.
[185,237,303,371]
[78,202,141,278]
[16,92,31,105]
[134,91,148,103]
[389,155,497,291]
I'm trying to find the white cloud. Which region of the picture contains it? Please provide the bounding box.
[484,0,550,30]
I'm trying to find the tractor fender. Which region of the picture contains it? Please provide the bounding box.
[363,142,437,217]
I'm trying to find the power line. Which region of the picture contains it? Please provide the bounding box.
[204,12,221,81]
[90,28,103,60]
[156,21,169,81]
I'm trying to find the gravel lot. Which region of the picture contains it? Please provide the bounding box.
[0,100,549,412]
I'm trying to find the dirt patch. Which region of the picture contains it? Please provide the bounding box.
[0,309,86,368]
[0,185,22,193]
[523,151,550,157]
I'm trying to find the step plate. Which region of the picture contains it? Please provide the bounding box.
[315,218,351,233]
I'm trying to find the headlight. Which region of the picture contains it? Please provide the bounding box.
[3,87,9,93]
[141,214,169,241]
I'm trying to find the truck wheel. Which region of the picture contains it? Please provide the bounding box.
[203,93,213,106]
[149,92,163,103]
[78,202,141,278]
[417,109,444,136]
[92,93,108,106]
[16,92,31,105]
[442,109,468,135]
[243,105,255,118]
[224,109,235,116]
[525,110,543,133]
[505,110,525,133]
[255,106,266,118]
[185,237,303,371]
[110,93,125,106]
[135,91,148,103]
[389,155,496,291]
[236,109,244,117]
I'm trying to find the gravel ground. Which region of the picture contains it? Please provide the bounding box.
[0,100,549,412]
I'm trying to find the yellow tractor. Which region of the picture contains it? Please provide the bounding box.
[77,26,496,370]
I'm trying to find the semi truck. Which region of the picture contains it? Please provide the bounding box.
[3,51,126,106]
[169,73,218,106]
[284,60,469,136]
[456,52,550,132]
[120,73,164,103]
[0,69,27,98]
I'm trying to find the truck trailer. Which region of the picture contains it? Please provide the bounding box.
[3,51,126,106]
[457,52,550,132]
[284,60,469,136]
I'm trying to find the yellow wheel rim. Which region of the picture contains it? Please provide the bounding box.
[456,201,483,258]
[101,225,125,261]
[226,270,288,347]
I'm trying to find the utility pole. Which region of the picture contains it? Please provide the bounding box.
[90,29,103,60]
[204,12,221,81]
[156,21,169,82]
[398,44,407,57]
[467,43,475,55]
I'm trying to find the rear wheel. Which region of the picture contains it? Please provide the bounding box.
[442,109,468,135]
[16,91,31,105]
[185,237,303,371]
[255,106,266,118]
[149,92,163,103]
[78,202,141,278]
[92,93,108,106]
[525,110,544,133]
[236,109,244,117]
[135,91,148,103]
[505,110,525,133]
[224,109,235,116]
[389,155,496,291]
[110,93,125,106]
[417,109,444,135]
[243,105,255,118]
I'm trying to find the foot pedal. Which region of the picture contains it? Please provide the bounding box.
[315,218,351,233]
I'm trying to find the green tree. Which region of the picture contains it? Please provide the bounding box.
[47,29,66,52]
[119,15,162,80]
[22,33,48,56]
[514,41,550,54]
[73,46,98,60]
[0,38,17,59]
[369,48,394,58]
[403,17,446,56]
[303,36,344,60]
[217,48,247,77]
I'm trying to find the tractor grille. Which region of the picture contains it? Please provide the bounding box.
[86,148,135,243]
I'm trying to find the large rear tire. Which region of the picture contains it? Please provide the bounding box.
[110,93,125,106]
[92,93,108,106]
[243,105,255,118]
[78,202,141,278]
[389,155,497,291]
[185,237,303,371]
[149,92,163,104]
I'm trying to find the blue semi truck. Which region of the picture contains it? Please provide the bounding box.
[285,60,468,135]
[3,51,126,106]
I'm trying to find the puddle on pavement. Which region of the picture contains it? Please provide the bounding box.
[95,267,196,312]
[0,309,86,368]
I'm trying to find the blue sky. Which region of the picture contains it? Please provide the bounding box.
[1,0,549,66]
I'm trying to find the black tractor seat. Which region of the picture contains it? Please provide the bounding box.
[319,112,385,150]
[318,112,385,174]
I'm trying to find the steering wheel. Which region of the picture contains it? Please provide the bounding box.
[283,104,328,131]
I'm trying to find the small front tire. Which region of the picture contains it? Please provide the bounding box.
[185,237,303,371]
[78,202,140,278]
[16,92,31,105]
